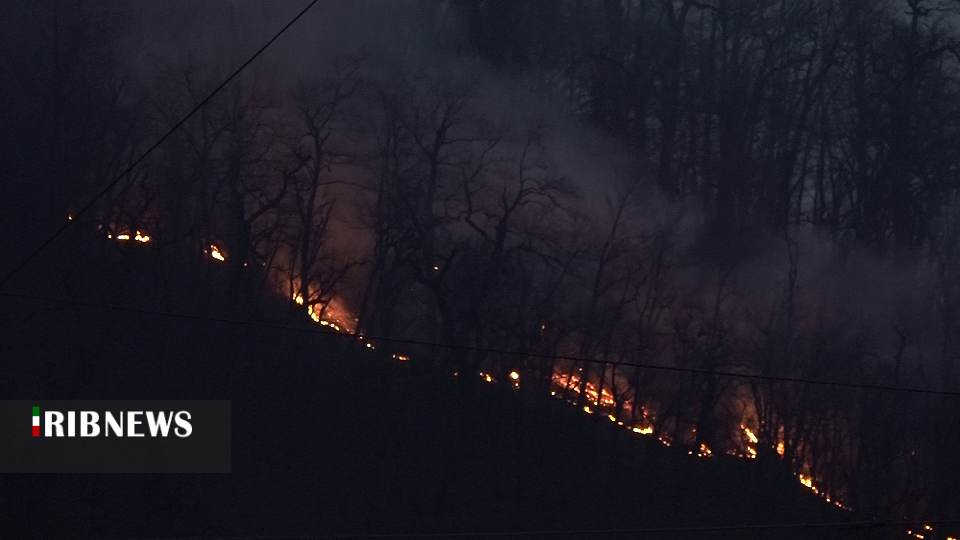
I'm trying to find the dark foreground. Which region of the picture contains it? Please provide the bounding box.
[0,238,906,539]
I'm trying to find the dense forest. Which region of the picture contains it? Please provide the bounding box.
[3,0,960,534]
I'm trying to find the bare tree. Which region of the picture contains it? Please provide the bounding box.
[282,60,362,319]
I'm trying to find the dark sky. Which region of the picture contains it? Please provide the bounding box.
[125,0,431,80]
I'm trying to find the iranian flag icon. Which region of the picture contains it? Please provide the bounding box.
[32,406,39,437]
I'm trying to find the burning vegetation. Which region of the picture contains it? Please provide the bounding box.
[98,218,857,513]
[9,0,960,536]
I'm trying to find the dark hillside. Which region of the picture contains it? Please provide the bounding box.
[0,239,906,540]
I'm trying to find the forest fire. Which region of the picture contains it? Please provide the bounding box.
[742,425,758,444]
[552,372,617,408]
[99,223,860,513]
[101,221,151,243]
[547,362,858,508]
[290,284,356,333]
[112,232,149,242]
[12,1,960,536]
[209,245,225,261]
[734,425,758,459]
[799,474,817,492]
[907,525,935,540]
[85,217,905,534]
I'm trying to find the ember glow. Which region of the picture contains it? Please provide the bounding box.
[92,225,871,530]
[113,230,150,243]
[92,214,859,521]
[95,224,861,511]
[93,222,860,523]
[552,372,617,408]
[101,222,152,243]
[547,364,857,508]
[727,425,759,459]
[288,283,357,333]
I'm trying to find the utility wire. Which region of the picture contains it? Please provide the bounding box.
[2,0,950,398]
[6,292,957,539]
[2,289,959,398]
[0,0,322,289]
[5,3,957,537]
[125,518,960,539]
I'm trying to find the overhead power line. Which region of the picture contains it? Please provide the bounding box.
[0,0,322,289]
[2,289,958,398]
[125,517,960,539]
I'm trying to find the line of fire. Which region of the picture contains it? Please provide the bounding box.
[76,219,952,539]
[6,1,960,538]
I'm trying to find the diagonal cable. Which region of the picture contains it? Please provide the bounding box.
[2,289,959,398]
[0,0,321,289]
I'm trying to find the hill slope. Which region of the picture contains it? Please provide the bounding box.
[0,239,900,539]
